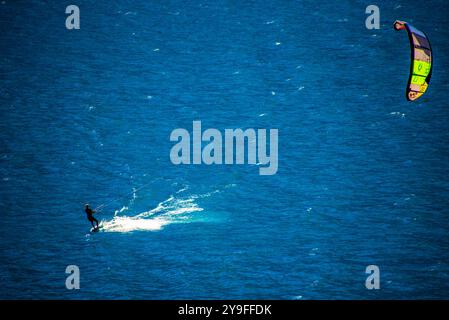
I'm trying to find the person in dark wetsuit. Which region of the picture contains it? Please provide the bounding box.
[85,204,99,229]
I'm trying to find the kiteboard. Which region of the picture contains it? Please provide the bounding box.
[90,225,103,233]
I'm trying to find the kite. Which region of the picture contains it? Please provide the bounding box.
[394,20,433,101]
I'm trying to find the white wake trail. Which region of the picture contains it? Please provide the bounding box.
[100,190,204,233]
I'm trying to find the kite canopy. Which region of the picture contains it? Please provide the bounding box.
[394,20,432,101]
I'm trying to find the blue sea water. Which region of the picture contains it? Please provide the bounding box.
[1,0,449,299]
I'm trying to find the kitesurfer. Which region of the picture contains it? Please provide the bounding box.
[85,204,99,229]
